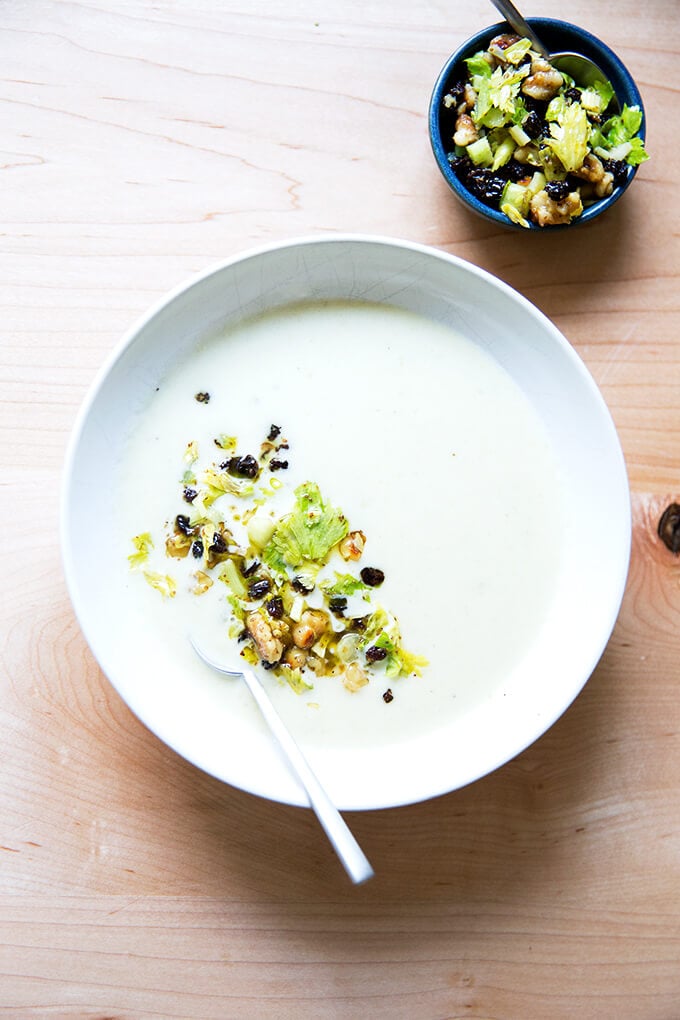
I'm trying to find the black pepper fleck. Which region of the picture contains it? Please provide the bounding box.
[195,392,210,403]
[360,566,385,587]
[658,503,680,554]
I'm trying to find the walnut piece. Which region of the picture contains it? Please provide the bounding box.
[530,189,583,227]
[522,57,563,101]
[292,609,329,649]
[339,530,366,562]
[246,612,283,664]
[572,153,614,198]
[342,661,369,693]
[453,113,478,147]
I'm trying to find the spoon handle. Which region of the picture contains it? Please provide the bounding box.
[241,666,374,885]
[488,0,550,58]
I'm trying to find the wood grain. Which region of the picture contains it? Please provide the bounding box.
[1,1,679,1016]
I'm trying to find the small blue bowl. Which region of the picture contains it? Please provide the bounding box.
[429,19,646,230]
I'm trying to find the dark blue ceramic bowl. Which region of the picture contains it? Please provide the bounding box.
[429,19,646,230]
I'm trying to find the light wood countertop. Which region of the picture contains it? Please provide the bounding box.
[2,1,679,1016]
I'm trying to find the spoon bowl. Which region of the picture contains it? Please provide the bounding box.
[490,0,619,107]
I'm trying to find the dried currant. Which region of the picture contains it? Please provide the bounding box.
[266,597,284,619]
[248,578,272,600]
[544,180,570,202]
[360,566,385,587]
[602,158,629,188]
[523,110,544,139]
[175,514,194,535]
[209,532,227,554]
[225,454,259,479]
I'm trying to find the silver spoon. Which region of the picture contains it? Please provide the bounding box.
[489,0,619,105]
[190,637,374,885]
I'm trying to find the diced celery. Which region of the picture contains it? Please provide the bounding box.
[492,136,515,171]
[527,171,546,197]
[500,37,532,65]
[509,123,531,147]
[501,181,531,216]
[501,202,530,228]
[546,95,566,122]
[466,136,493,166]
[219,558,247,598]
[479,106,507,129]
[600,141,632,161]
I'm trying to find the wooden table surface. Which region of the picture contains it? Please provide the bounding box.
[2,1,678,1016]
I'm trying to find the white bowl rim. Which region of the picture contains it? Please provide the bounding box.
[61,233,632,810]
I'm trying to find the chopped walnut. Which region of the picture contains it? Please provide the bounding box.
[488,33,522,63]
[453,113,478,147]
[462,82,477,110]
[292,609,329,650]
[342,661,369,693]
[192,570,213,596]
[512,144,543,167]
[530,189,583,227]
[339,530,366,562]
[522,57,563,101]
[283,646,307,670]
[572,153,614,197]
[246,612,283,664]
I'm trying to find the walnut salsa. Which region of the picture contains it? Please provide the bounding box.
[441,33,648,227]
[128,422,427,699]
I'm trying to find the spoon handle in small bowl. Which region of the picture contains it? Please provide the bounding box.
[241,666,374,885]
[488,0,550,58]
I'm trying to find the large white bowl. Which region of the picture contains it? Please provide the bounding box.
[61,236,630,810]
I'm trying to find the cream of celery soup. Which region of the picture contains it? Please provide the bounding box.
[116,301,565,750]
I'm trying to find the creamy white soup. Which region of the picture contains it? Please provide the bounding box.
[117,300,565,750]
